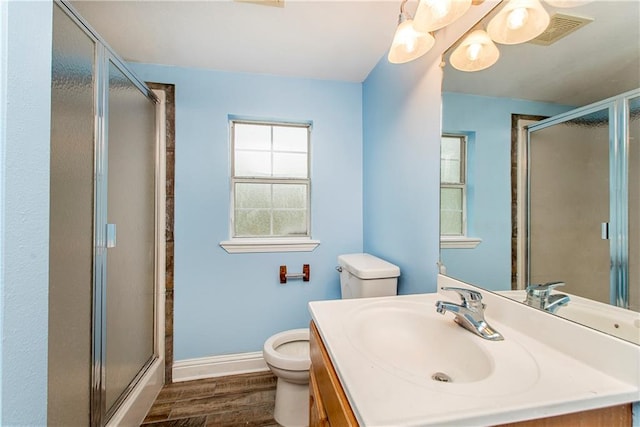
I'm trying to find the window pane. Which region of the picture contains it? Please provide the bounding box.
[441,210,463,235]
[273,152,307,177]
[235,151,271,176]
[273,184,306,208]
[273,126,308,152]
[441,187,463,235]
[235,209,271,236]
[441,136,462,183]
[273,210,307,236]
[235,123,271,150]
[235,183,271,208]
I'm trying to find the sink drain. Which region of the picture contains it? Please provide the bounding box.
[431,372,452,383]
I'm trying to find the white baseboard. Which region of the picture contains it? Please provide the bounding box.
[173,351,269,383]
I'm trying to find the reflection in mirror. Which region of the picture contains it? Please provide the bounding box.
[529,107,611,305]
[629,95,640,312]
[439,1,640,344]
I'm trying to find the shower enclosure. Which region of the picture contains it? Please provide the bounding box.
[49,2,161,425]
[527,89,639,312]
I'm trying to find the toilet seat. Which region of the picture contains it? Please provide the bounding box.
[263,328,310,371]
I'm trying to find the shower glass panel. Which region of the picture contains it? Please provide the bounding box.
[529,108,611,304]
[628,96,640,311]
[49,4,95,425]
[104,60,156,414]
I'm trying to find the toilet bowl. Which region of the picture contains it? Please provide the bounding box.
[263,328,310,427]
[264,253,400,426]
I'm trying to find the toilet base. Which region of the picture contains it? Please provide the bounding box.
[273,377,309,427]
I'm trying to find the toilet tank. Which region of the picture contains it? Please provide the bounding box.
[337,253,400,299]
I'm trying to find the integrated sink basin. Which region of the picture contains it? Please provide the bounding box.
[309,279,640,426]
[345,299,540,396]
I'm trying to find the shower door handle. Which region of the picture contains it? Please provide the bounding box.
[601,222,609,240]
[106,223,117,248]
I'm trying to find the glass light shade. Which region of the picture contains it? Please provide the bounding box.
[543,0,592,7]
[450,29,500,72]
[413,0,472,33]
[388,19,435,64]
[487,0,550,45]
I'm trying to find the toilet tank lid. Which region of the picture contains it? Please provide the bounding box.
[338,253,400,279]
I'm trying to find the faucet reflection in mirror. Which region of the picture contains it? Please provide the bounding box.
[524,281,570,313]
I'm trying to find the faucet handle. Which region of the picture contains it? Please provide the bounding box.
[526,281,565,296]
[440,287,483,306]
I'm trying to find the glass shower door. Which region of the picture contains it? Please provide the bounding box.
[528,107,611,304]
[51,3,160,425]
[628,95,639,311]
[104,59,157,417]
[49,4,95,425]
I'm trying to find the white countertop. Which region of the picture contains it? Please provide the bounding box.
[308,276,640,426]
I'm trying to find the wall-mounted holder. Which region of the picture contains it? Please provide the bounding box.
[279,264,310,284]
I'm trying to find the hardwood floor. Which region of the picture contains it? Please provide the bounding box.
[141,371,280,427]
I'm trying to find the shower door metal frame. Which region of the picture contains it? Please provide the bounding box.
[526,88,640,309]
[54,2,160,426]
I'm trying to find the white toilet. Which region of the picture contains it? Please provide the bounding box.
[262,253,400,427]
[336,252,400,299]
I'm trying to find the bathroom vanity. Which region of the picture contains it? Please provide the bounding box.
[308,275,639,426]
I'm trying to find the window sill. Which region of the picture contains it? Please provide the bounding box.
[440,237,482,249]
[220,238,321,254]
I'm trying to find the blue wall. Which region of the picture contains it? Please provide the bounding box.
[359,2,494,298]
[440,92,574,290]
[1,1,52,424]
[129,63,363,360]
[362,55,443,295]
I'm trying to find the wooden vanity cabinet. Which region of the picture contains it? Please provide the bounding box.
[309,321,358,426]
[309,320,632,427]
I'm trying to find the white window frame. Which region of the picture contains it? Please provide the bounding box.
[220,119,320,253]
[440,133,481,249]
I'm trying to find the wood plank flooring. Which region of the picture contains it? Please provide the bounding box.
[141,371,280,427]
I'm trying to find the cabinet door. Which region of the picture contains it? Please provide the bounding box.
[309,365,330,427]
[309,322,359,426]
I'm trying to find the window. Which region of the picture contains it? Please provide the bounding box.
[441,134,466,236]
[440,134,481,249]
[220,120,319,253]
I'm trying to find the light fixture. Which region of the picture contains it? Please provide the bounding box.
[413,0,473,33]
[388,0,436,64]
[487,0,550,45]
[543,0,593,7]
[449,29,500,72]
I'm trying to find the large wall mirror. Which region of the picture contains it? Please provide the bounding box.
[439,0,640,344]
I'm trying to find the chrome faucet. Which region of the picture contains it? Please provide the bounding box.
[435,287,504,341]
[524,281,570,314]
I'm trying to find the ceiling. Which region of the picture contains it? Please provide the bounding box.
[71,0,405,83]
[71,0,639,105]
